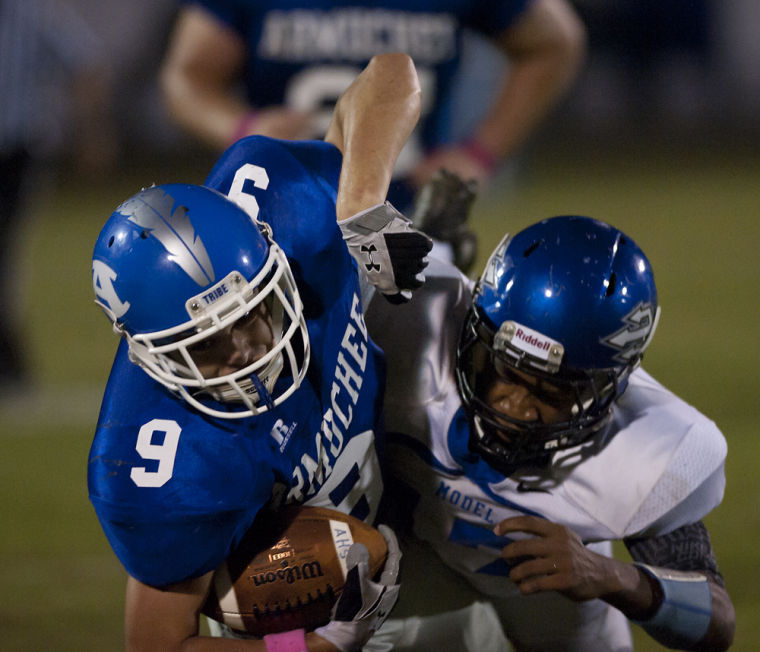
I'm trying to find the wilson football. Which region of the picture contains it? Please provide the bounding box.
[202,505,388,636]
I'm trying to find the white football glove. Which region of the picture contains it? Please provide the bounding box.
[314,525,401,652]
[340,202,432,303]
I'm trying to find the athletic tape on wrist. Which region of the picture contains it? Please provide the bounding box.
[632,563,712,649]
[263,628,307,652]
[460,139,498,173]
[340,201,402,232]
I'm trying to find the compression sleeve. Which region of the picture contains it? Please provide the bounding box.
[624,521,720,649]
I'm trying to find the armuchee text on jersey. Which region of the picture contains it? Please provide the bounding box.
[258,9,456,64]
[288,292,369,502]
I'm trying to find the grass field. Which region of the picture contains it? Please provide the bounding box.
[1,138,757,651]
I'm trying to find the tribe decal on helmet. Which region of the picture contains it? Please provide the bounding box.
[601,301,659,364]
[119,188,215,286]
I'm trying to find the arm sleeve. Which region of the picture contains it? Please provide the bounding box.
[624,521,725,587]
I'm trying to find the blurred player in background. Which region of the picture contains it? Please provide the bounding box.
[366,209,736,650]
[88,54,432,651]
[159,0,586,273]
[0,0,114,388]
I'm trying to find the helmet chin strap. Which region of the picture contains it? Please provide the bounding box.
[199,351,284,407]
[248,373,275,410]
[469,415,551,477]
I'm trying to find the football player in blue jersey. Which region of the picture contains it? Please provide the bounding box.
[159,0,586,273]
[89,53,432,652]
[365,215,735,650]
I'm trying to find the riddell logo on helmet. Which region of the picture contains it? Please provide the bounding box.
[514,328,552,352]
[496,321,564,369]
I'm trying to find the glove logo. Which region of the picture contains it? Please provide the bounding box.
[360,244,381,272]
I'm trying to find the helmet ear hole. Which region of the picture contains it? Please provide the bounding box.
[605,272,617,297]
[523,240,541,257]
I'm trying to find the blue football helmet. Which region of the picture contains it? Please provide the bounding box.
[92,184,309,418]
[456,215,660,474]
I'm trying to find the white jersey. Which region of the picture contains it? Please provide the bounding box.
[365,256,727,651]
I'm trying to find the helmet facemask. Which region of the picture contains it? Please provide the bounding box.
[457,215,660,476]
[456,308,630,476]
[124,243,309,419]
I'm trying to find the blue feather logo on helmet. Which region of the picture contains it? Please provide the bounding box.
[117,187,216,286]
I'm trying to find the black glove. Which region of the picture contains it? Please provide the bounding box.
[411,168,478,274]
[314,525,401,652]
[340,202,432,303]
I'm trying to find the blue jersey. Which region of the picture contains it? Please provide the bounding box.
[89,137,386,587]
[186,0,531,207]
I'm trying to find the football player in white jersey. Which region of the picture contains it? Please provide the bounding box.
[365,214,735,651]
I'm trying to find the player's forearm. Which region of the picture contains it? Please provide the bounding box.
[160,65,247,151]
[160,6,250,150]
[470,52,581,162]
[622,522,735,650]
[694,582,735,652]
[597,559,663,620]
[327,53,421,220]
[600,563,734,651]
[179,632,338,651]
[128,610,339,651]
[473,0,586,162]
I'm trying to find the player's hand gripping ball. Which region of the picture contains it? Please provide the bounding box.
[202,506,389,636]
